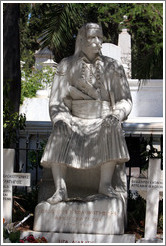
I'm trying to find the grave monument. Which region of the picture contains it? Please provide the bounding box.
[3,149,31,223]
[130,156,163,243]
[33,23,134,243]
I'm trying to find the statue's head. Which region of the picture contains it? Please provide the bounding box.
[74,23,103,56]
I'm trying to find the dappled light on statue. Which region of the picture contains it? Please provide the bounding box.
[33,23,132,236]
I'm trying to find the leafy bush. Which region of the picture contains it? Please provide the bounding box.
[28,140,47,170]
[158,200,163,230]
[3,100,26,148]
[128,194,146,225]
[21,65,55,104]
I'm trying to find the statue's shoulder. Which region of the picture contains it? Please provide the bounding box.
[102,56,122,70]
[57,56,73,75]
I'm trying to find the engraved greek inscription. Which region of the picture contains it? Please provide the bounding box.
[3,197,12,201]
[58,240,68,243]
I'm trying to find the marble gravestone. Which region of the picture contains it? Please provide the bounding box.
[34,164,128,235]
[33,23,134,243]
[3,149,31,223]
[130,157,163,243]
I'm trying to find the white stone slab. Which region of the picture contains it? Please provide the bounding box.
[118,29,131,57]
[128,79,163,118]
[21,231,135,243]
[118,28,131,78]
[130,177,163,191]
[136,238,163,243]
[3,149,31,223]
[144,158,161,239]
[129,158,163,240]
[101,43,121,62]
[33,195,124,235]
[19,97,50,121]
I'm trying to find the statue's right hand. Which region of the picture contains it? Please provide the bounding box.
[54,120,71,128]
[55,120,64,125]
[55,120,65,126]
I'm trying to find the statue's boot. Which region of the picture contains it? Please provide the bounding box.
[47,164,67,204]
[99,184,118,197]
[47,188,68,204]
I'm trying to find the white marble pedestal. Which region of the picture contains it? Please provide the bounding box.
[136,238,163,243]
[33,194,125,235]
[21,231,135,243]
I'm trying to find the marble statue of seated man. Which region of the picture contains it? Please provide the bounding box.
[40,23,132,205]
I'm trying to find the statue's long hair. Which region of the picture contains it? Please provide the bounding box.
[74,23,103,58]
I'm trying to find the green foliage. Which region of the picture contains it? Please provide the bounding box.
[159,214,163,229]
[9,231,21,243]
[21,65,55,103]
[38,3,83,62]
[28,140,47,170]
[39,3,163,78]
[128,194,146,226]
[3,227,9,239]
[3,100,26,148]
[92,3,163,79]
[20,3,163,78]
[158,200,163,229]
[3,221,21,243]
[128,194,163,233]
[127,3,163,79]
[20,4,42,69]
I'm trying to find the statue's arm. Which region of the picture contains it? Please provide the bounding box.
[49,58,72,127]
[109,61,132,122]
[112,99,132,122]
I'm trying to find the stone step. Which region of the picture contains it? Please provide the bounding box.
[20,231,135,243]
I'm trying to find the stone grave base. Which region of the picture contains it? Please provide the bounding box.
[136,238,163,243]
[20,231,135,243]
[33,194,125,234]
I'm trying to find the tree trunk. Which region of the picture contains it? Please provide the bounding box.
[3,3,21,114]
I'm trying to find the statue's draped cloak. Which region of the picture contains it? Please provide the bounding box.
[41,54,132,169]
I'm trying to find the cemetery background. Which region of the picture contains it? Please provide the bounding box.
[3,2,163,243]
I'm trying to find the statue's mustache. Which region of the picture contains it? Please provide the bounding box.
[89,43,102,49]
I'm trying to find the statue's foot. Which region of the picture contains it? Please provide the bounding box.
[47,189,68,205]
[99,185,118,198]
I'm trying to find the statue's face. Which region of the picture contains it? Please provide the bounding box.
[82,27,103,55]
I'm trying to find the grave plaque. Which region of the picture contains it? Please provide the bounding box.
[130,158,163,241]
[34,195,125,234]
[3,149,31,223]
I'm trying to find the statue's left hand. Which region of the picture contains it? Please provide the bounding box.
[112,109,125,122]
[104,114,120,125]
[54,119,72,128]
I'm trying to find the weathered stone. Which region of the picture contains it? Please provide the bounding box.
[21,231,135,243]
[130,158,163,240]
[3,149,31,223]
[34,195,125,235]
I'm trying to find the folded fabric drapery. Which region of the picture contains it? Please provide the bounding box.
[71,100,112,119]
[41,115,129,169]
